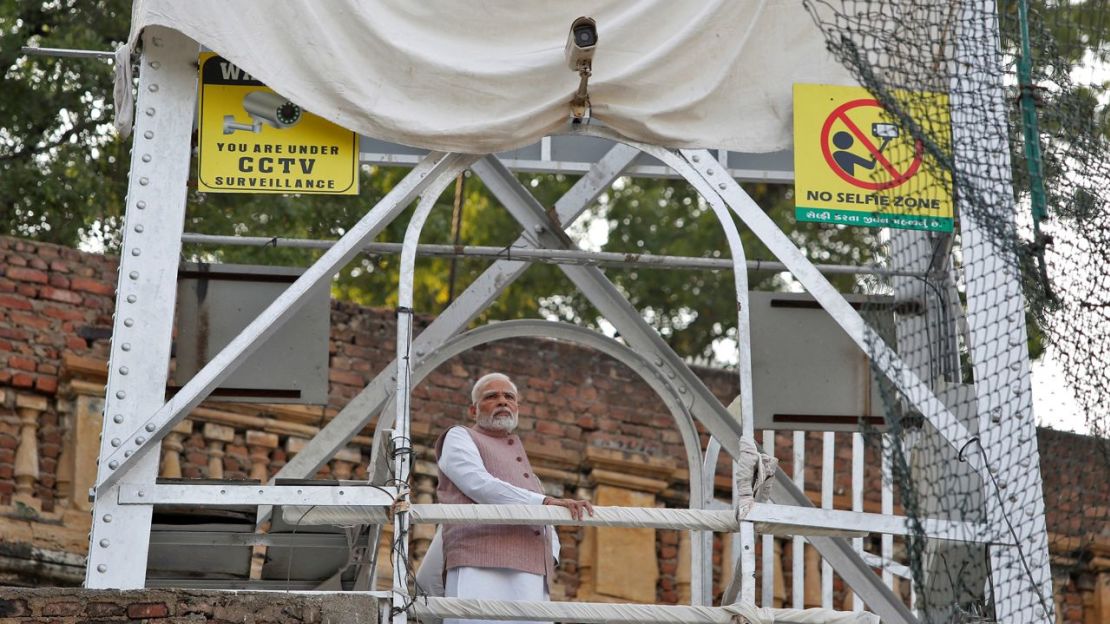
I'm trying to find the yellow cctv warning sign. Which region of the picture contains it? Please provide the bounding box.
[793,83,952,232]
[197,53,358,195]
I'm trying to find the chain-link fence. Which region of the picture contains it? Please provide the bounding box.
[800,1,1109,621]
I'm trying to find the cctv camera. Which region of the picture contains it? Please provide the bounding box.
[565,16,597,71]
[243,91,302,129]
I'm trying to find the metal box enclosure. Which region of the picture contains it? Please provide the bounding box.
[750,290,895,432]
[173,262,330,404]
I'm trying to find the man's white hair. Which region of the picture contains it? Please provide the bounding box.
[471,372,518,405]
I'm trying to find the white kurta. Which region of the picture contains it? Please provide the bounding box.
[437,427,557,624]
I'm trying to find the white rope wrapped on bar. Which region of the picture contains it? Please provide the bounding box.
[735,436,779,519]
[409,597,879,624]
[285,504,741,531]
[281,503,868,537]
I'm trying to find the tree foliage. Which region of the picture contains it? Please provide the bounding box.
[0,0,132,246]
[23,1,1110,362]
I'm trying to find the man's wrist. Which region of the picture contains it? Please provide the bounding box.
[542,496,551,505]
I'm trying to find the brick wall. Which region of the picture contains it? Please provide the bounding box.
[1,237,117,511]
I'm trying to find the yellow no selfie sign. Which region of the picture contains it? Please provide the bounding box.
[793,83,953,232]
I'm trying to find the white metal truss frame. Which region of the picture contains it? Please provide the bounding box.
[949,1,1055,621]
[89,8,1055,623]
[85,26,198,589]
[315,132,918,622]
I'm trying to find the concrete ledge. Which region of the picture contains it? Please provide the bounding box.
[0,587,380,623]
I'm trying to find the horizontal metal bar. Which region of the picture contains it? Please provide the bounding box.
[180,233,917,277]
[117,484,398,507]
[149,531,348,548]
[20,46,115,60]
[278,502,1000,542]
[411,597,873,624]
[362,151,795,183]
[748,505,1000,543]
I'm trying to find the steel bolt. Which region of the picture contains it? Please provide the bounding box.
[103,514,113,522]
[129,271,139,280]
[141,154,151,163]
[136,200,147,209]
[100,539,110,548]
[145,423,156,432]
[131,248,141,257]
[97,564,107,573]
[123,450,132,458]
[113,414,124,424]
[144,130,154,139]
[145,107,155,117]
[137,489,145,497]
[116,390,126,399]
[111,438,120,447]
[126,294,137,303]
[149,61,160,69]
[121,343,131,351]
[119,366,129,375]
[108,460,118,469]
[135,436,145,445]
[123,318,134,327]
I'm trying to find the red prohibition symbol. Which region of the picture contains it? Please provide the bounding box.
[819,99,924,191]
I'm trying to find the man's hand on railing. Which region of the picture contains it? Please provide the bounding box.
[542,496,595,520]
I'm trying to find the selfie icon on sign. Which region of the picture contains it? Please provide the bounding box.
[820,99,923,191]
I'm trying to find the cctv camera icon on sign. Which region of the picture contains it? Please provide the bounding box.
[223,91,302,135]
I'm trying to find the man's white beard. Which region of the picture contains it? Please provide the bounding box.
[479,408,518,433]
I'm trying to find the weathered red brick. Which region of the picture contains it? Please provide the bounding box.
[0,294,33,311]
[127,602,170,619]
[328,369,365,386]
[0,327,29,341]
[35,375,58,393]
[42,601,82,616]
[10,372,33,388]
[10,313,50,330]
[82,601,125,617]
[70,276,115,296]
[7,355,35,371]
[65,336,87,350]
[42,305,85,322]
[47,273,69,288]
[6,266,47,284]
[39,286,83,305]
[28,256,47,270]
[49,260,71,273]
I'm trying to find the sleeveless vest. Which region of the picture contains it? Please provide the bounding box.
[435,426,554,583]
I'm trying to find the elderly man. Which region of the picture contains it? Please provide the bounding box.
[433,372,593,624]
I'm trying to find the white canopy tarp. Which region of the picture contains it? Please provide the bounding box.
[124,0,855,153]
